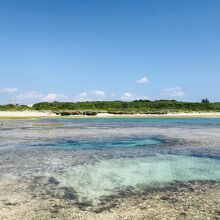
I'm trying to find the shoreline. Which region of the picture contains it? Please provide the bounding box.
[1,110,220,118]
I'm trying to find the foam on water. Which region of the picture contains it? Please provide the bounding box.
[50,154,220,201]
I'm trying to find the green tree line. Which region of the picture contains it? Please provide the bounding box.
[1,99,220,113]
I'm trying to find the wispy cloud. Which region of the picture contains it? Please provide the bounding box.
[92,90,105,97]
[110,92,116,98]
[136,76,149,84]
[0,87,18,94]
[16,91,43,100]
[121,92,134,100]
[4,87,151,104]
[73,92,89,102]
[121,92,148,101]
[161,87,185,97]
[41,93,65,102]
[73,90,106,102]
[15,91,65,103]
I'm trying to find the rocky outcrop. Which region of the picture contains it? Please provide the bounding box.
[52,110,98,116]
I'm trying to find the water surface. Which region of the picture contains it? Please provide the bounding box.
[1,117,220,203]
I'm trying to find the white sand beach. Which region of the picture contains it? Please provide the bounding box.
[0,111,58,117]
[96,112,220,118]
[1,111,220,118]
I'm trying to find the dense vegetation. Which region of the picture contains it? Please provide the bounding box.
[32,100,220,113]
[1,100,220,113]
[0,104,31,111]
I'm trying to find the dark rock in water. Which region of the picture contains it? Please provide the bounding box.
[160,195,170,201]
[61,187,78,200]
[33,176,44,183]
[4,202,17,206]
[50,204,63,216]
[93,202,117,213]
[180,212,187,217]
[215,209,220,216]
[48,177,60,186]
[76,201,93,210]
[52,110,98,116]
[160,195,178,203]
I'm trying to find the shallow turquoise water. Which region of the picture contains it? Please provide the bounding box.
[30,138,162,150]
[1,117,220,202]
[51,154,220,201]
[48,117,220,125]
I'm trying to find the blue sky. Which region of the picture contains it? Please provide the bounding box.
[0,0,220,104]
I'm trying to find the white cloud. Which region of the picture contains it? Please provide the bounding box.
[15,91,65,103]
[92,90,105,97]
[16,91,43,100]
[110,92,116,98]
[74,92,89,102]
[121,92,133,100]
[41,93,63,102]
[161,87,185,97]
[11,88,150,104]
[78,92,88,98]
[121,92,148,101]
[0,87,18,94]
[74,91,149,102]
[136,76,149,84]
[73,90,106,102]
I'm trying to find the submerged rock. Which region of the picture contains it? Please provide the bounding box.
[48,177,60,186]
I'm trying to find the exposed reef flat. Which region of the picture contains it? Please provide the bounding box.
[1,177,220,220]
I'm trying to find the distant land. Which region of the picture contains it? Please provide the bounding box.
[0,99,220,116]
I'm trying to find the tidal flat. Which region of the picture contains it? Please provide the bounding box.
[1,118,220,220]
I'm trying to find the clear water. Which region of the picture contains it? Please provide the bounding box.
[51,154,220,201]
[50,117,220,125]
[1,117,220,202]
[29,138,162,150]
